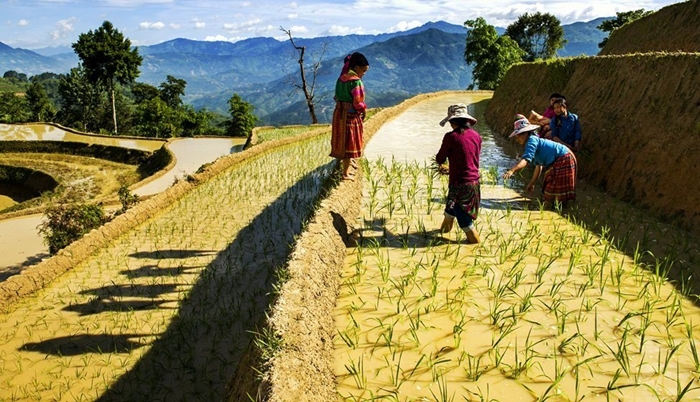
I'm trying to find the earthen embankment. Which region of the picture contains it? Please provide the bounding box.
[485,53,700,233]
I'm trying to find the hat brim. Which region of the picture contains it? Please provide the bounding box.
[439,115,478,127]
[509,124,539,138]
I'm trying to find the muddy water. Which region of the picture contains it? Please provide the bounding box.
[0,124,246,276]
[334,93,700,401]
[133,137,246,196]
[0,123,247,198]
[0,124,166,151]
[365,93,512,169]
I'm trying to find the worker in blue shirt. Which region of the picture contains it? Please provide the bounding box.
[549,98,581,152]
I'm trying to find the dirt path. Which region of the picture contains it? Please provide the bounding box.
[0,133,333,401]
[333,94,700,401]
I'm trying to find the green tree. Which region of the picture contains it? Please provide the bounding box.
[133,97,178,138]
[505,12,566,62]
[131,82,160,104]
[39,196,108,254]
[159,75,187,109]
[181,106,220,137]
[72,20,142,135]
[30,73,61,106]
[597,9,653,49]
[25,81,56,122]
[3,70,28,83]
[0,92,30,123]
[464,18,524,90]
[56,67,104,132]
[225,93,257,137]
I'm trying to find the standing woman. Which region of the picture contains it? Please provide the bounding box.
[436,104,482,244]
[502,116,577,206]
[330,52,369,181]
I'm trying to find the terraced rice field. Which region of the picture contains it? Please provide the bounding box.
[0,130,334,401]
[333,94,700,402]
[2,93,699,402]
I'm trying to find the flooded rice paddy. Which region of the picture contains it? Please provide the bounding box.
[334,93,700,401]
[0,124,246,275]
[0,93,699,401]
[0,132,334,401]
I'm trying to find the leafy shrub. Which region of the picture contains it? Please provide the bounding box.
[39,198,109,254]
[116,184,139,214]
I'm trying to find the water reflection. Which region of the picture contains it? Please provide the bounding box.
[133,137,246,196]
[365,93,516,170]
[0,124,247,197]
[0,124,166,151]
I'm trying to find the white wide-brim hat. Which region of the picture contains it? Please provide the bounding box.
[439,104,477,127]
[509,117,540,138]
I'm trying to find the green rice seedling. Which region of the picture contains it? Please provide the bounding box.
[684,322,700,373]
[604,326,633,376]
[553,305,571,335]
[429,372,455,402]
[523,364,566,402]
[377,320,398,352]
[505,329,545,380]
[519,283,543,315]
[464,353,488,381]
[490,322,517,350]
[465,384,497,402]
[428,353,451,382]
[384,350,406,390]
[658,342,681,375]
[488,299,510,327]
[344,355,367,390]
[338,327,359,349]
[548,278,566,298]
[665,293,683,329]
[673,363,700,402]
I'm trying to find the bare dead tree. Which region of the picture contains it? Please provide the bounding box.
[281,26,327,124]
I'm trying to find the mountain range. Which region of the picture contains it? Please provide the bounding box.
[0,19,608,125]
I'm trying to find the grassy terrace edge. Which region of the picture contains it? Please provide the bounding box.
[224,90,489,402]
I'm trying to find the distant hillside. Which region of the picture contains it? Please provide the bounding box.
[0,42,74,75]
[600,0,700,55]
[559,17,609,56]
[192,28,474,125]
[0,18,610,124]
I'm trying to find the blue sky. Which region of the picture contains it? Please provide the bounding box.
[1,0,681,50]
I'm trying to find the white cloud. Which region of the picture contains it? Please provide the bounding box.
[287,13,298,19]
[223,18,262,33]
[327,25,366,35]
[169,23,181,29]
[257,24,277,33]
[241,1,251,6]
[205,34,228,41]
[18,19,29,26]
[139,21,165,30]
[50,17,76,40]
[193,18,206,29]
[286,25,308,34]
[386,20,422,33]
